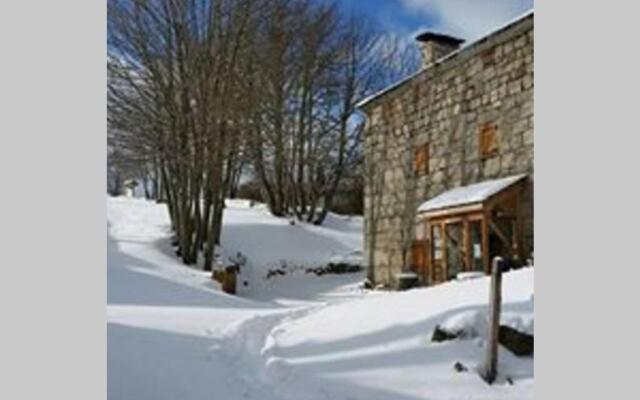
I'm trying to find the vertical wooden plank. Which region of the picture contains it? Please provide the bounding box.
[463,218,470,272]
[481,214,490,275]
[425,221,431,284]
[480,257,503,384]
[430,224,436,284]
[441,222,448,282]
[417,241,425,276]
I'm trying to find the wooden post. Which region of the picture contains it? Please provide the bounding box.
[441,222,448,282]
[481,216,490,274]
[480,256,503,384]
[463,219,470,271]
[424,223,431,284]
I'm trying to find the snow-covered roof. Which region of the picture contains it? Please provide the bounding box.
[417,174,527,213]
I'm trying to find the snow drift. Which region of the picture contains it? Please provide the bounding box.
[108,197,533,400]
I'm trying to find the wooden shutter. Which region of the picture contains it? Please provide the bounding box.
[479,122,498,159]
[414,143,429,175]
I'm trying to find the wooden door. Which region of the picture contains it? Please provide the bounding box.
[411,240,427,279]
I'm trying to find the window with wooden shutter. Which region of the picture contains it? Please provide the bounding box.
[479,122,498,159]
[414,143,429,175]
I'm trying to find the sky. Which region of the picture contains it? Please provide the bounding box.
[338,0,534,42]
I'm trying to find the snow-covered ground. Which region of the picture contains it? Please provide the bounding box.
[107,197,533,400]
[108,198,282,400]
[268,270,533,400]
[219,199,364,304]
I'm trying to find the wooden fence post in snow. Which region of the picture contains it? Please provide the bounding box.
[480,256,503,384]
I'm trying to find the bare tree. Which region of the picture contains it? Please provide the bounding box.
[108,0,259,268]
[107,0,422,275]
[244,3,409,224]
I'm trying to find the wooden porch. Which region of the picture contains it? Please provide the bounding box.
[411,174,528,285]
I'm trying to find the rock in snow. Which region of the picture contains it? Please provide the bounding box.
[432,325,463,342]
[499,325,534,356]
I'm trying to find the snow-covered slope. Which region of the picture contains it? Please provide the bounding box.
[259,269,534,400]
[108,197,285,400]
[107,197,366,399]
[220,200,362,270]
[217,199,365,302]
[108,197,533,400]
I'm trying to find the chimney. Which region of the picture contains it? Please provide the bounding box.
[415,32,464,68]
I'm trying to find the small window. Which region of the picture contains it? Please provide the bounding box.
[432,225,443,261]
[414,143,430,175]
[479,122,498,159]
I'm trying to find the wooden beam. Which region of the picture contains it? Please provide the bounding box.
[442,222,448,282]
[423,236,430,284]
[419,203,483,219]
[430,224,439,283]
[423,222,429,284]
[463,219,470,271]
[468,213,484,221]
[426,216,458,226]
[488,219,511,248]
[481,216,489,274]
[426,211,484,226]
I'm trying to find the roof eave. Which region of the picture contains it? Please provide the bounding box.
[417,202,484,218]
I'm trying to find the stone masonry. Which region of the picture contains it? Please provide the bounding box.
[359,13,534,287]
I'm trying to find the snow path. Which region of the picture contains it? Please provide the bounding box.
[107,198,361,400]
[107,197,533,400]
[108,198,279,399]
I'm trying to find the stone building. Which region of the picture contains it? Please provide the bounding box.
[357,12,533,288]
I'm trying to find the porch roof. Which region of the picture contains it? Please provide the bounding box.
[417,174,527,214]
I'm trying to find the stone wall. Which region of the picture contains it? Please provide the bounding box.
[362,14,534,287]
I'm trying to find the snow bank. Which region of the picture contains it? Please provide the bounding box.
[260,268,534,400]
[440,308,533,339]
[108,197,534,400]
